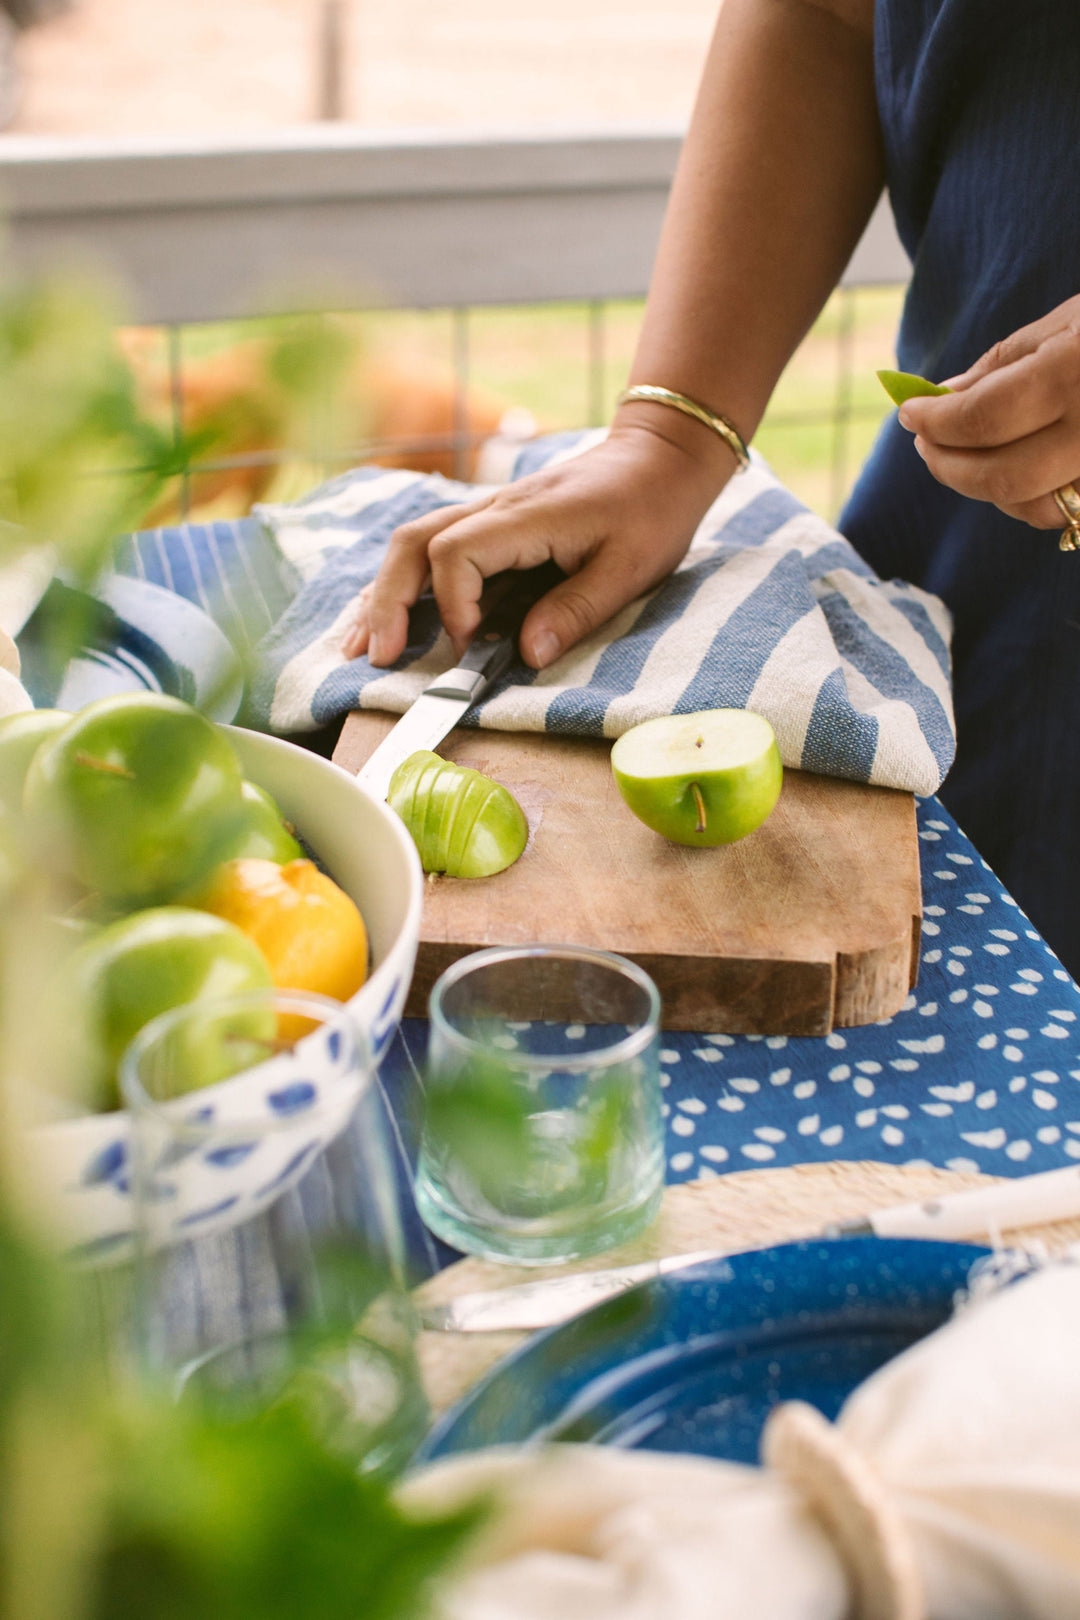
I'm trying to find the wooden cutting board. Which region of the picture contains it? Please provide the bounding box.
[333,712,921,1035]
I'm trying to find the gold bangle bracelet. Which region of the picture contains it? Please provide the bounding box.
[616,384,750,470]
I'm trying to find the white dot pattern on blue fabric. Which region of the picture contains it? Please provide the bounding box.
[380,797,1080,1272]
[650,797,1080,1183]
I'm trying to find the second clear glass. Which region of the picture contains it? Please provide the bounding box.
[121,989,427,1475]
[416,945,664,1265]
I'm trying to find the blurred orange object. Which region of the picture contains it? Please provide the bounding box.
[119,331,520,524]
[194,856,369,1014]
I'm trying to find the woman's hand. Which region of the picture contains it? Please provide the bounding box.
[897,294,1080,531]
[340,420,735,669]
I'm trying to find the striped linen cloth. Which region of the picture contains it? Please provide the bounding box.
[249,430,956,795]
[112,516,302,664]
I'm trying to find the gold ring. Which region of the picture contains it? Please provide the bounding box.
[1052,482,1080,552]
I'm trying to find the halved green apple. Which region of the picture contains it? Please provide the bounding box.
[876,369,951,406]
[611,709,782,847]
[387,750,528,878]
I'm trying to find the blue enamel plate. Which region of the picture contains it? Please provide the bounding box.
[419,1236,990,1464]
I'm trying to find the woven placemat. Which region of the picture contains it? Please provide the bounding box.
[415,1159,1080,1416]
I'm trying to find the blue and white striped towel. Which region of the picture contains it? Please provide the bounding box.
[250,430,956,796]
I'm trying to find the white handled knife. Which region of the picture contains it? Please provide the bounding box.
[418,1250,727,1334]
[830,1161,1080,1242]
[356,561,564,802]
[419,1164,1080,1332]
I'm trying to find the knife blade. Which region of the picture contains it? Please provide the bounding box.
[418,1163,1080,1333]
[356,560,564,802]
[417,1250,727,1333]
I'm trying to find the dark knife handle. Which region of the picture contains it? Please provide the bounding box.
[451,560,566,692]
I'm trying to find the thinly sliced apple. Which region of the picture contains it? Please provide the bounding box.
[610,709,782,847]
[876,369,951,406]
[387,750,528,878]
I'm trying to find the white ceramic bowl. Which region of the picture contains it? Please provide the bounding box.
[227,728,423,1064]
[31,727,423,1262]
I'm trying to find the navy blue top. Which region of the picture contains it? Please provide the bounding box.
[841,0,1080,974]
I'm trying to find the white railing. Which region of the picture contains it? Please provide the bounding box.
[0,126,908,322]
[0,127,911,513]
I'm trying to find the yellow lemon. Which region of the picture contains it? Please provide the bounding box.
[195,857,369,1008]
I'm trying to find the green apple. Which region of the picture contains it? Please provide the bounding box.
[0,708,70,815]
[876,369,951,406]
[387,749,528,878]
[0,806,23,902]
[71,906,275,1111]
[610,709,782,847]
[24,692,246,904]
[219,781,304,865]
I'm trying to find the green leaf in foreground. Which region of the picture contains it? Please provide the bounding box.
[876,368,952,406]
[95,1399,480,1620]
[0,273,172,579]
[0,1202,481,1620]
[423,1044,640,1213]
[0,264,475,1620]
[93,1393,482,1620]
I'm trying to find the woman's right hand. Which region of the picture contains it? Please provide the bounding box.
[340,418,738,671]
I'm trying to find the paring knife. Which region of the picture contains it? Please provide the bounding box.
[419,1163,1080,1333]
[356,560,565,803]
[418,1250,727,1334]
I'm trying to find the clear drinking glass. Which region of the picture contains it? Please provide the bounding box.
[121,990,427,1475]
[416,945,664,1264]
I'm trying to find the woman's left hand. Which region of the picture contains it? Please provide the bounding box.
[897,292,1080,531]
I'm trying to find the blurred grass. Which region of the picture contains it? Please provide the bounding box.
[129,283,907,526]
[349,285,906,519]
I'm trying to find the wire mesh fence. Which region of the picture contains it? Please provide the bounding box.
[126,280,905,532]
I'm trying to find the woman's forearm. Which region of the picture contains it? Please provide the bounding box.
[353,0,884,669]
[619,0,882,475]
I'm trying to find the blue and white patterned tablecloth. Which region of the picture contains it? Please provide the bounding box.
[379,793,1080,1275]
[58,513,1080,1272]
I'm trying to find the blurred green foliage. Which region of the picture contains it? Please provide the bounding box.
[0,269,471,1620]
[0,273,184,578]
[424,1043,637,1214]
[0,1215,477,1620]
[0,271,358,579]
[97,1399,473,1620]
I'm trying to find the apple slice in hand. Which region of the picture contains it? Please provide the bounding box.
[610,709,783,847]
[876,369,951,406]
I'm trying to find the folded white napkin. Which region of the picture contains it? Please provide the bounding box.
[403,1263,1080,1620]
